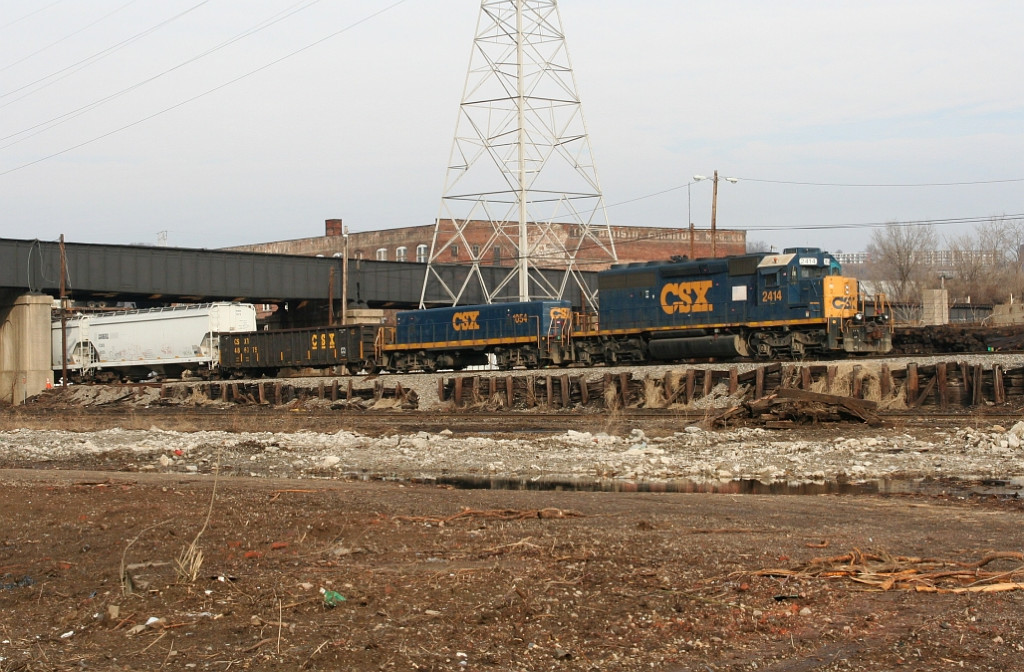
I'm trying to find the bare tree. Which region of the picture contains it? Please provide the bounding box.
[945,216,1024,305]
[746,240,773,253]
[865,222,939,309]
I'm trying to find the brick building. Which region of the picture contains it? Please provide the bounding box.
[226,219,747,268]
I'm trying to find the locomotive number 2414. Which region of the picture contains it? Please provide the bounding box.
[762,289,783,303]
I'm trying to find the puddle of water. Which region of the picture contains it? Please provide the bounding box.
[405,475,1024,499]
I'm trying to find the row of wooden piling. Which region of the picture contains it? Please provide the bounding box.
[160,379,416,407]
[440,361,1022,410]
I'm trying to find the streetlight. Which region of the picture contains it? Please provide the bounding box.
[693,171,738,257]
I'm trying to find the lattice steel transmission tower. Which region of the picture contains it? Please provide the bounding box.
[419,0,616,308]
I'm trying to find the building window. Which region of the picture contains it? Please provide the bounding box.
[472,244,480,259]
[416,244,428,263]
[395,246,407,262]
[493,246,502,264]
[376,248,387,261]
[354,250,364,260]
[451,244,459,259]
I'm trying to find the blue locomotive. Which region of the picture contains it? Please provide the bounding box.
[380,300,573,371]
[585,248,890,362]
[377,248,890,370]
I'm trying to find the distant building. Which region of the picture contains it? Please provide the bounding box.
[224,219,747,269]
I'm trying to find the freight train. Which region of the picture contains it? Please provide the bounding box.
[52,248,891,381]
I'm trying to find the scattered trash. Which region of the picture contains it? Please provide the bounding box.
[321,588,346,607]
[0,575,34,591]
[60,630,74,639]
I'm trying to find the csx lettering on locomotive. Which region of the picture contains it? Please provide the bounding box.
[660,280,713,314]
[549,307,571,321]
[452,311,481,331]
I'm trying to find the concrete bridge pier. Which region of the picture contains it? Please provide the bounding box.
[0,292,53,405]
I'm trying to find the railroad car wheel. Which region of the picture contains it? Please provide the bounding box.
[360,358,379,375]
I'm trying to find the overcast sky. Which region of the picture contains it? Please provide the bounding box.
[1,0,1021,254]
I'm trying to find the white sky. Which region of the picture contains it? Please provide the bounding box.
[1,0,1021,254]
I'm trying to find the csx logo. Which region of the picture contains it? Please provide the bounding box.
[549,307,570,321]
[831,296,854,311]
[452,311,481,331]
[660,280,713,314]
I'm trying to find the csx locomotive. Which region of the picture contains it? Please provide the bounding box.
[55,248,891,381]
[219,247,890,376]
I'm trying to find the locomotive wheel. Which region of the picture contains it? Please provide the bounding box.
[360,358,379,375]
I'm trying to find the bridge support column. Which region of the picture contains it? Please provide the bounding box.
[0,292,53,406]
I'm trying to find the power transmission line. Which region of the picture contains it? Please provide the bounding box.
[0,0,322,149]
[0,0,408,178]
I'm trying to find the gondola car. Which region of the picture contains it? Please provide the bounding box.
[218,324,380,376]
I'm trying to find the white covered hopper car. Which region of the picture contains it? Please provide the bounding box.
[52,303,257,382]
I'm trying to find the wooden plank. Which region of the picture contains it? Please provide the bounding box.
[800,366,811,390]
[619,372,630,406]
[907,363,918,402]
[775,387,879,410]
[729,366,738,394]
[959,361,971,404]
[258,382,266,405]
[685,369,696,404]
[331,379,338,402]
[437,378,445,402]
[879,364,891,398]
[454,377,463,408]
[579,376,588,405]
[826,365,837,394]
[911,376,937,408]
[851,365,862,399]
[489,376,497,399]
[561,374,571,408]
[506,376,515,408]
[318,382,325,400]
[347,379,353,401]
[275,382,282,405]
[702,369,713,397]
[545,375,553,406]
[755,367,764,399]
[994,365,1005,404]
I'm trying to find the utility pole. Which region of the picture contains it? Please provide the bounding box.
[341,225,349,325]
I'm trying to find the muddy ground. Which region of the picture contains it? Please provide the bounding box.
[3,402,1024,671]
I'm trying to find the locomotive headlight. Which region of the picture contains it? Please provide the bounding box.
[854,312,864,323]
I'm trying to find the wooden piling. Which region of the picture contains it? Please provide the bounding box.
[936,363,947,407]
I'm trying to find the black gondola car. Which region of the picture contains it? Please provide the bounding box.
[218,325,380,376]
